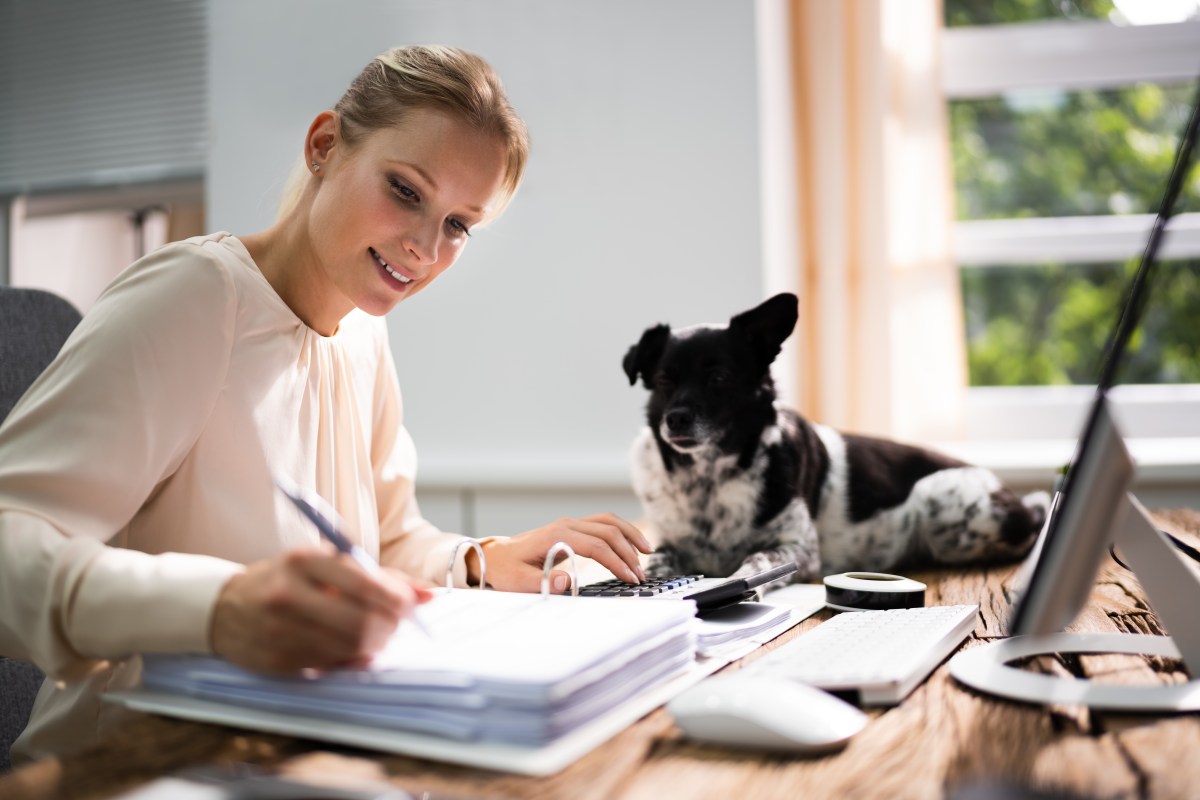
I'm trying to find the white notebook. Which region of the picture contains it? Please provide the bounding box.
[111,587,701,773]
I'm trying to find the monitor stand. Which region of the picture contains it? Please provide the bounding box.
[950,494,1200,711]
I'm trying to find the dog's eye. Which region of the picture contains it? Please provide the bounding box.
[709,372,731,388]
[654,374,675,389]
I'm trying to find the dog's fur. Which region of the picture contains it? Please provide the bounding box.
[623,293,1048,584]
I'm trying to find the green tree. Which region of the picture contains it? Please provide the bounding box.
[946,0,1116,27]
[946,2,1200,386]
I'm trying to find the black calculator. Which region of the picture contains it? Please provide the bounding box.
[571,561,798,614]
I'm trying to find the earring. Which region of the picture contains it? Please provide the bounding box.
[311,160,320,172]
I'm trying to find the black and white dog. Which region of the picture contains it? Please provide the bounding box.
[623,293,1049,584]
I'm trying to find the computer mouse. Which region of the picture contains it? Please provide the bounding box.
[667,674,867,754]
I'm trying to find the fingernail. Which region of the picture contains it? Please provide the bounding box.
[625,567,639,583]
[553,574,569,593]
[636,566,646,582]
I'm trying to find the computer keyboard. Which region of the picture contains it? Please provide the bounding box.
[743,603,979,706]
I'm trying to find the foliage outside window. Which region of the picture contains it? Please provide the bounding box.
[945,0,1200,387]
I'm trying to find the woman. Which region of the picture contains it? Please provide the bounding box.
[0,45,650,763]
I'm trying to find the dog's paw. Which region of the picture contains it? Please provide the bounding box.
[644,551,680,577]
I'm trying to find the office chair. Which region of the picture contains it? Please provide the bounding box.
[0,286,83,421]
[0,285,83,772]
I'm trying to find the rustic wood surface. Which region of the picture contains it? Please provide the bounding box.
[3,509,1199,800]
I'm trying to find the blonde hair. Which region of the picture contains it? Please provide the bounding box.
[279,45,529,220]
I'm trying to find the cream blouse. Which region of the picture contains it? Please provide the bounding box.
[0,232,475,762]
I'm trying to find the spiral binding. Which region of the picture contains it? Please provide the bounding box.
[540,541,579,598]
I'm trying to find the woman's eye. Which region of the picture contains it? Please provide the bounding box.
[388,178,418,202]
[446,218,472,238]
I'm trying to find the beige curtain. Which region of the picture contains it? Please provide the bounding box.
[786,0,966,443]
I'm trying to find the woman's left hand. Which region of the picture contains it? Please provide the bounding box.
[470,513,653,593]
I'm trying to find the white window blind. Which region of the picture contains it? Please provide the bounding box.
[0,0,207,195]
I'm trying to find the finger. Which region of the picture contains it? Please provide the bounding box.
[549,569,573,594]
[496,563,573,594]
[555,520,645,582]
[546,528,642,584]
[277,553,410,650]
[328,654,375,671]
[294,551,412,618]
[270,566,397,656]
[380,567,436,604]
[404,573,438,592]
[280,630,382,672]
[367,564,426,614]
[584,513,654,554]
[254,614,366,673]
[213,560,392,674]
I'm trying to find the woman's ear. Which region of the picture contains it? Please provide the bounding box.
[304,111,340,171]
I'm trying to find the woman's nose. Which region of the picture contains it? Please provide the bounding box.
[403,222,439,265]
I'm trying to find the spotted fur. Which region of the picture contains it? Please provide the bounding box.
[623,293,1049,587]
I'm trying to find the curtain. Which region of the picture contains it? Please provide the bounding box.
[785,0,966,443]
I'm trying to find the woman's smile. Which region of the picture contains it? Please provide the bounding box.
[370,247,415,291]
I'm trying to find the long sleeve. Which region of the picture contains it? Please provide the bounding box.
[2,232,478,762]
[0,244,244,681]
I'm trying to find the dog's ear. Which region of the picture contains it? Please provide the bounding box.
[729,293,798,371]
[622,324,671,387]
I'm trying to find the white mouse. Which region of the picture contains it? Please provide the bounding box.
[667,674,867,754]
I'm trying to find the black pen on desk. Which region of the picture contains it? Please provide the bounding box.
[273,476,435,640]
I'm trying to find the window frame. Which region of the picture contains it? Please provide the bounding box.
[940,17,1200,447]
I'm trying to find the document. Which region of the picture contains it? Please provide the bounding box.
[111,589,701,774]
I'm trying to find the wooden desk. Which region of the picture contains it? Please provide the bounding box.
[4,509,1199,800]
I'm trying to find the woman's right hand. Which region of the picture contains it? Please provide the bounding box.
[209,548,430,674]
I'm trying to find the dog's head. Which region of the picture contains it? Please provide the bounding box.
[623,293,798,455]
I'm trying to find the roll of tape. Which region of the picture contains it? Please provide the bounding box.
[823,572,926,612]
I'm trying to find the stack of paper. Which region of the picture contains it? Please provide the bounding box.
[137,589,697,747]
[695,602,794,654]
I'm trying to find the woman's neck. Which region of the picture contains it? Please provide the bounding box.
[241,218,351,337]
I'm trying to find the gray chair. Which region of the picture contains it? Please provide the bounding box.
[0,286,83,421]
[0,286,83,772]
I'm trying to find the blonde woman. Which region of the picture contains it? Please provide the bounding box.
[0,45,650,763]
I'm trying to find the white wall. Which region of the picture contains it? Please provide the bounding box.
[207,0,769,534]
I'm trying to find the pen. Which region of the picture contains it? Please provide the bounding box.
[273,476,434,639]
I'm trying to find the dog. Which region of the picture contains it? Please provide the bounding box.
[622,292,1049,585]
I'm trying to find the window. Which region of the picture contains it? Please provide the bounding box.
[9,182,205,315]
[941,1,1200,451]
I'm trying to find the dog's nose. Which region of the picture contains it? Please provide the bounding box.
[665,409,694,432]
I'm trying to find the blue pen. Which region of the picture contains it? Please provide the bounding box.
[273,476,434,639]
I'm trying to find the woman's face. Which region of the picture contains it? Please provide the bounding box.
[308,107,508,323]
